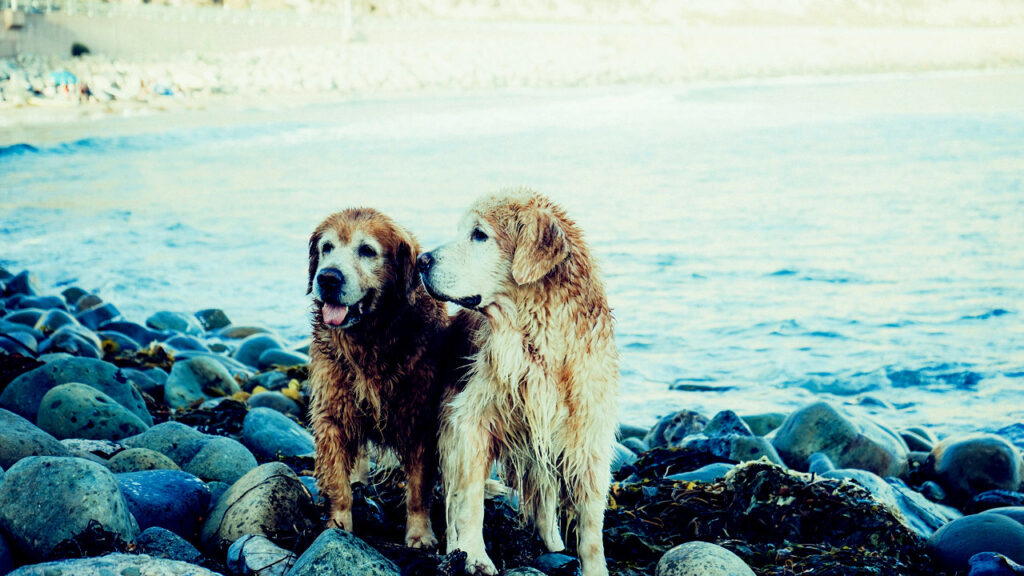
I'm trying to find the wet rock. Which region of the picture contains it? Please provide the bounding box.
[808,452,836,474]
[116,470,211,538]
[0,357,152,425]
[242,408,315,460]
[200,462,318,556]
[60,439,122,464]
[926,513,1024,571]
[997,424,1024,452]
[0,456,138,561]
[258,349,309,369]
[97,320,168,346]
[611,442,638,474]
[286,528,398,576]
[703,410,753,438]
[165,335,211,352]
[120,368,161,397]
[74,293,104,312]
[147,311,204,336]
[233,334,285,369]
[535,552,578,574]
[216,325,271,339]
[771,401,908,477]
[666,462,735,483]
[0,532,12,575]
[248,391,303,418]
[823,468,961,537]
[986,508,1024,526]
[681,433,784,466]
[246,371,291,393]
[971,491,1024,514]
[37,383,149,441]
[38,325,102,358]
[3,309,44,327]
[920,480,947,502]
[137,526,204,564]
[227,534,297,576]
[184,436,257,484]
[932,434,1023,504]
[969,552,1024,576]
[121,421,207,466]
[2,271,41,297]
[32,309,78,335]
[298,476,319,500]
[165,356,241,409]
[621,437,649,455]
[97,330,141,355]
[75,303,121,330]
[0,408,70,468]
[504,570,545,576]
[107,447,180,473]
[60,287,88,307]
[618,423,649,440]
[6,554,218,576]
[901,429,935,452]
[742,412,787,436]
[644,409,708,449]
[656,541,755,576]
[207,481,230,510]
[195,308,231,331]
[174,351,254,377]
[0,330,37,356]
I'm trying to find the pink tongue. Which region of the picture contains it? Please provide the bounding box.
[322,303,349,326]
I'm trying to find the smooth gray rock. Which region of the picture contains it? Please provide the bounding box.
[227,534,297,576]
[927,513,1024,571]
[165,335,211,352]
[771,401,908,477]
[37,383,149,441]
[32,309,78,335]
[184,436,257,484]
[656,541,755,576]
[681,434,784,466]
[823,468,961,537]
[741,412,787,437]
[107,447,181,473]
[0,330,37,355]
[703,410,753,438]
[245,371,291,393]
[74,293,104,312]
[195,309,231,331]
[535,553,578,574]
[2,271,41,297]
[247,391,303,418]
[932,433,1023,504]
[98,320,168,347]
[0,408,70,468]
[6,554,219,576]
[60,287,88,306]
[285,528,398,576]
[644,410,708,449]
[242,408,315,460]
[618,423,649,440]
[116,470,211,538]
[504,570,546,576]
[258,349,309,369]
[233,334,285,368]
[206,482,231,511]
[38,325,102,358]
[201,462,318,556]
[96,330,141,354]
[137,526,205,565]
[75,303,121,331]
[164,356,241,409]
[807,452,836,475]
[986,507,1024,526]
[0,456,138,561]
[621,436,649,455]
[666,462,735,483]
[900,429,934,452]
[3,309,44,327]
[968,551,1024,576]
[121,421,207,466]
[146,311,204,336]
[216,325,271,339]
[0,357,152,425]
[610,442,638,474]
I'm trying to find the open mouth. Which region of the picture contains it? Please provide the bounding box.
[321,290,374,329]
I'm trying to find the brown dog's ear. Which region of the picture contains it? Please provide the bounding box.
[394,231,421,304]
[307,230,321,295]
[511,208,570,285]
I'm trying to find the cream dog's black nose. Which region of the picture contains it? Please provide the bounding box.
[417,252,434,274]
[317,268,345,295]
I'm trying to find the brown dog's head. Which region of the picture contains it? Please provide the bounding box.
[417,190,572,310]
[308,208,420,329]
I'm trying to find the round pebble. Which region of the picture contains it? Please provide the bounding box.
[656,541,755,576]
[926,513,1024,570]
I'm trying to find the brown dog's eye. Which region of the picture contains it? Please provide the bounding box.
[322,242,334,255]
[471,228,488,242]
[358,244,377,258]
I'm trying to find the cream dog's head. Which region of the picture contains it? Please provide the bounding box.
[417,190,572,310]
[308,208,419,329]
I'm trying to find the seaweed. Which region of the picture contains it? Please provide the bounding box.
[47,519,133,561]
[173,398,249,437]
[105,342,175,372]
[0,353,43,392]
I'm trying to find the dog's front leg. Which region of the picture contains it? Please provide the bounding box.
[403,443,439,549]
[441,400,497,575]
[309,378,359,531]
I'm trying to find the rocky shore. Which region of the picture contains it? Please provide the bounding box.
[1,265,1023,576]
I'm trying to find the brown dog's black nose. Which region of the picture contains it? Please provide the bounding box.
[317,268,345,296]
[417,252,434,274]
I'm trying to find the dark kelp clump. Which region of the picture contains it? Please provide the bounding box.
[605,460,936,576]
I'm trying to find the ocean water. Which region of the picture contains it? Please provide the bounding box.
[2,72,1023,438]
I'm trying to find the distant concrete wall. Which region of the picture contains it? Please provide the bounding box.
[1,5,351,58]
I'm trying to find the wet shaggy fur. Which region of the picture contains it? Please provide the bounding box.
[307,208,470,549]
[423,191,619,576]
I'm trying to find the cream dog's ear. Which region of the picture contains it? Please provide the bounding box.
[511,207,570,285]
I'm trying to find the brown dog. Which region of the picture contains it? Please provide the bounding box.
[307,207,462,548]
[418,190,619,576]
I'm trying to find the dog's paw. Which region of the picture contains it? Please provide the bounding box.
[464,552,498,576]
[405,528,438,549]
[328,509,353,531]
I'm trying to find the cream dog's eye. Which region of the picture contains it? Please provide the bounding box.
[471,228,488,242]
[322,242,334,255]
[358,244,377,258]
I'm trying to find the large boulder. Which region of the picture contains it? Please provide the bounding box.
[771,402,908,477]
[106,448,180,473]
[6,554,219,576]
[0,357,151,426]
[926,513,1024,571]
[121,422,207,466]
[242,407,315,460]
[164,356,241,409]
[232,334,285,369]
[37,325,103,359]
[931,433,1023,504]
[116,470,211,538]
[200,462,318,556]
[0,457,138,561]
[184,436,257,484]
[36,383,149,441]
[0,408,70,469]
[285,529,399,576]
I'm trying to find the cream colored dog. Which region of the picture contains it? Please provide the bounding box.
[417,190,618,576]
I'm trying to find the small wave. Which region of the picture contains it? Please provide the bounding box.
[0,143,39,157]
[962,308,1012,321]
[767,269,798,277]
[887,368,982,389]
